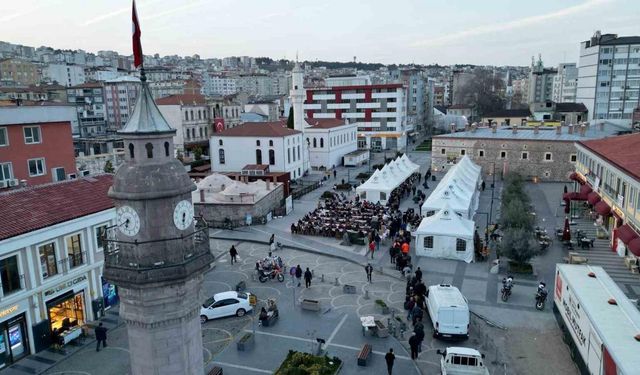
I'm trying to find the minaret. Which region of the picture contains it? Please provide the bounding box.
[290,59,309,173]
[104,71,214,374]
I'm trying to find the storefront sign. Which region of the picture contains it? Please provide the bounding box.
[44,275,87,297]
[0,306,18,319]
[249,295,257,306]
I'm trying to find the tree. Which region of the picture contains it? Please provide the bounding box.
[500,199,534,232]
[103,160,115,173]
[457,68,506,118]
[193,146,203,161]
[500,228,541,265]
[287,107,294,129]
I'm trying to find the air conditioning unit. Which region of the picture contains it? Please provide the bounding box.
[81,170,90,176]
[0,181,7,189]
[7,179,19,187]
[68,173,77,179]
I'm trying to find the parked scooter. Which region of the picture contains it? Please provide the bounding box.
[535,282,548,310]
[258,267,285,283]
[501,276,514,302]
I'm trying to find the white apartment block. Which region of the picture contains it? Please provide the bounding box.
[304,119,358,169]
[44,64,85,87]
[577,31,640,127]
[156,94,212,152]
[552,63,578,103]
[210,122,305,180]
[202,75,237,96]
[303,83,407,151]
[104,76,140,131]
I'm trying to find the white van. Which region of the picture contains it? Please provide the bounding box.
[426,284,469,339]
[437,347,490,375]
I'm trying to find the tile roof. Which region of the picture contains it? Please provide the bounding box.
[555,102,588,112]
[305,118,348,129]
[156,94,207,106]
[215,121,300,137]
[0,175,114,241]
[579,133,640,181]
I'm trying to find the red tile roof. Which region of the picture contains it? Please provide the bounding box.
[306,83,403,91]
[579,133,640,181]
[215,121,300,137]
[0,175,114,241]
[305,118,347,129]
[156,94,207,106]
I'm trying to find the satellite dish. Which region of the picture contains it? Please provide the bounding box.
[443,210,450,216]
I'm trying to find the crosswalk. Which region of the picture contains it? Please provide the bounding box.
[568,218,640,299]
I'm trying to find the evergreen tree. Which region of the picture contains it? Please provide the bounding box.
[103,160,115,173]
[287,107,294,129]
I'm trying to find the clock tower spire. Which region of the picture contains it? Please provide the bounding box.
[104,44,213,375]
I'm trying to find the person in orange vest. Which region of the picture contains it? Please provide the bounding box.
[401,241,410,255]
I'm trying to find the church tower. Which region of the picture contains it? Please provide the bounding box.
[104,73,214,374]
[290,60,309,172]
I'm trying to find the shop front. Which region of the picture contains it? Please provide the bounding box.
[101,277,119,310]
[43,275,89,347]
[0,302,31,369]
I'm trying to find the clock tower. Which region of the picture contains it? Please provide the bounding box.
[104,74,213,375]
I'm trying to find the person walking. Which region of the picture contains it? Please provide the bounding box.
[333,169,337,179]
[481,180,486,191]
[375,232,381,252]
[415,267,422,282]
[414,317,425,352]
[229,245,238,265]
[401,241,410,255]
[411,304,423,327]
[367,240,376,259]
[295,265,303,287]
[409,332,419,360]
[385,348,396,374]
[365,263,373,283]
[95,322,108,352]
[304,267,313,288]
[405,297,415,321]
[269,233,275,246]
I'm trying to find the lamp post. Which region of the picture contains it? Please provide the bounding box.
[488,162,496,226]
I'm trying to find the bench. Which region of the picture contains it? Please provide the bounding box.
[301,299,321,312]
[207,366,223,375]
[357,343,372,366]
[262,312,278,327]
[343,284,356,294]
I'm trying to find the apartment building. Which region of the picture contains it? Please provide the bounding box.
[552,63,578,103]
[0,59,40,85]
[66,83,106,137]
[104,76,140,131]
[43,64,86,87]
[156,94,212,153]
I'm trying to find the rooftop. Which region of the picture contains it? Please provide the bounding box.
[579,132,640,182]
[0,105,76,125]
[215,121,300,137]
[67,82,103,89]
[305,118,348,129]
[448,104,472,110]
[435,122,626,142]
[599,36,640,45]
[555,102,588,113]
[483,108,532,118]
[156,93,207,106]
[306,83,403,91]
[0,175,114,241]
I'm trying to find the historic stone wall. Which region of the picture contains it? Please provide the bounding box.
[194,184,284,222]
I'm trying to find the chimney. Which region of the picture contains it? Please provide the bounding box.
[556,125,562,135]
[266,179,271,190]
[534,125,539,134]
[599,122,604,131]
[464,123,470,132]
[491,123,497,133]
[471,123,477,132]
[560,120,565,127]
[450,123,456,133]
[512,126,517,134]
[580,123,586,136]
[568,123,574,134]
[199,189,205,202]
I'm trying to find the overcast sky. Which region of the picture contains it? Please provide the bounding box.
[1,0,639,66]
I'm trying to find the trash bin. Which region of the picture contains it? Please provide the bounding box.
[431,175,436,181]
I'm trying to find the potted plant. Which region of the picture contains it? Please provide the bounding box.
[275,350,343,374]
[375,299,390,314]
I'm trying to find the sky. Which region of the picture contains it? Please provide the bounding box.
[1,0,639,66]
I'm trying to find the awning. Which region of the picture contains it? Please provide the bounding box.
[563,192,576,201]
[580,184,593,196]
[595,201,612,216]
[616,224,639,245]
[569,172,585,185]
[628,238,640,256]
[587,192,601,205]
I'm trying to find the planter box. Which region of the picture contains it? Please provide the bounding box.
[343,285,356,294]
[236,333,254,351]
[275,351,342,375]
[375,320,389,338]
[302,299,321,312]
[378,305,390,314]
[508,261,534,274]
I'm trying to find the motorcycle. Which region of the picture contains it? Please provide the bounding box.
[501,276,514,302]
[258,267,285,283]
[535,282,548,310]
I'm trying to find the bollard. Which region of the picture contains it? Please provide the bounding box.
[335,277,339,286]
[321,274,325,283]
[364,289,370,299]
[379,266,383,274]
[252,273,256,282]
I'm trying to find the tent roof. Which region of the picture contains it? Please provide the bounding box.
[415,202,475,238]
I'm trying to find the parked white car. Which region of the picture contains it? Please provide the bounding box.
[200,291,253,323]
[437,347,490,375]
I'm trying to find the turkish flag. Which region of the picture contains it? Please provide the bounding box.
[132,0,143,68]
[214,118,225,132]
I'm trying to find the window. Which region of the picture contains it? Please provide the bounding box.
[23,126,41,144]
[256,140,260,146]
[544,152,553,161]
[0,127,7,146]
[39,243,58,279]
[570,154,577,163]
[320,138,324,148]
[96,225,108,251]
[478,150,484,157]
[313,138,317,148]
[66,234,84,269]
[218,149,225,164]
[297,145,300,160]
[380,192,387,200]
[441,148,446,155]
[52,167,65,182]
[287,148,291,163]
[256,149,262,164]
[424,236,434,249]
[500,151,507,159]
[521,152,528,160]
[0,162,13,181]
[145,143,153,158]
[129,143,134,158]
[218,139,223,146]
[199,128,203,138]
[460,149,466,156]
[0,256,21,295]
[164,142,170,157]
[269,149,275,165]
[28,158,45,176]
[269,140,273,146]
[456,239,466,251]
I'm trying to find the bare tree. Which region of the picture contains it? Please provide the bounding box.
[458,68,506,118]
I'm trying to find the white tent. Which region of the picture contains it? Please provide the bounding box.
[422,187,473,219]
[355,169,395,204]
[400,154,420,174]
[414,202,475,263]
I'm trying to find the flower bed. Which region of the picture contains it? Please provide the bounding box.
[275,350,342,375]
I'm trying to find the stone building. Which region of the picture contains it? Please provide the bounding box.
[431,122,626,182]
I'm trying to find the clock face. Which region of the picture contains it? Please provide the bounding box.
[173,200,194,230]
[116,205,140,237]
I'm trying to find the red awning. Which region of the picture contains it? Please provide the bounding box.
[570,172,585,185]
[587,192,601,205]
[563,192,575,200]
[580,184,593,195]
[628,238,640,256]
[616,224,639,244]
[563,192,587,201]
[595,201,612,216]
